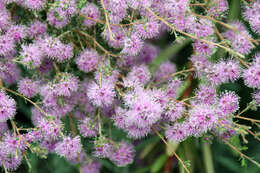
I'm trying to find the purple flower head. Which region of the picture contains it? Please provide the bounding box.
[22,0,47,11]
[0,34,15,56]
[208,0,228,17]
[166,123,188,142]
[134,20,160,39]
[0,122,8,136]
[2,133,27,152]
[18,78,40,98]
[28,20,47,38]
[87,80,115,107]
[153,61,176,82]
[37,117,62,140]
[243,1,260,33]
[126,125,151,139]
[40,36,73,62]
[218,91,239,116]
[0,142,22,171]
[113,107,127,129]
[47,0,76,28]
[40,139,59,152]
[38,59,53,74]
[193,40,216,56]
[243,63,260,88]
[47,10,69,28]
[6,25,27,42]
[81,3,100,27]
[0,8,11,31]
[81,161,101,173]
[102,26,126,49]
[79,117,98,137]
[207,60,241,85]
[128,0,153,9]
[151,89,169,110]
[165,101,185,122]
[0,60,20,85]
[190,55,210,76]
[55,136,82,160]
[189,19,214,38]
[122,33,144,56]
[195,85,216,104]
[93,137,113,158]
[223,21,253,55]
[188,104,218,136]
[20,43,44,69]
[54,73,79,97]
[103,0,127,23]
[136,43,159,64]
[76,49,100,72]
[123,65,151,87]
[253,90,260,105]
[123,87,163,128]
[166,78,182,98]
[0,90,16,122]
[110,141,135,167]
[213,119,236,140]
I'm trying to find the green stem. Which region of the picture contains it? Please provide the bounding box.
[202,142,215,173]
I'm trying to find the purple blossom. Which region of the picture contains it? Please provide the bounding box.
[0,142,22,171]
[153,61,176,82]
[79,117,98,137]
[6,25,27,42]
[166,123,188,142]
[22,0,47,11]
[87,80,115,107]
[40,36,73,62]
[188,104,218,136]
[136,43,159,64]
[123,87,163,128]
[18,78,40,98]
[223,22,253,55]
[0,8,11,31]
[0,60,20,85]
[0,34,15,56]
[54,73,79,97]
[37,118,62,140]
[218,91,239,116]
[253,90,260,105]
[134,20,160,39]
[0,90,16,122]
[208,0,228,17]
[243,1,260,33]
[110,141,135,167]
[123,65,151,87]
[55,136,82,160]
[81,161,101,173]
[0,122,8,136]
[102,26,126,49]
[243,63,260,88]
[76,49,100,72]
[20,43,44,69]
[28,20,47,38]
[93,137,113,158]
[81,3,100,27]
[165,101,185,122]
[121,33,144,56]
[195,85,216,104]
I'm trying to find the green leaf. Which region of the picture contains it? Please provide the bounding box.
[149,38,192,73]
[150,154,168,173]
[140,138,160,159]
